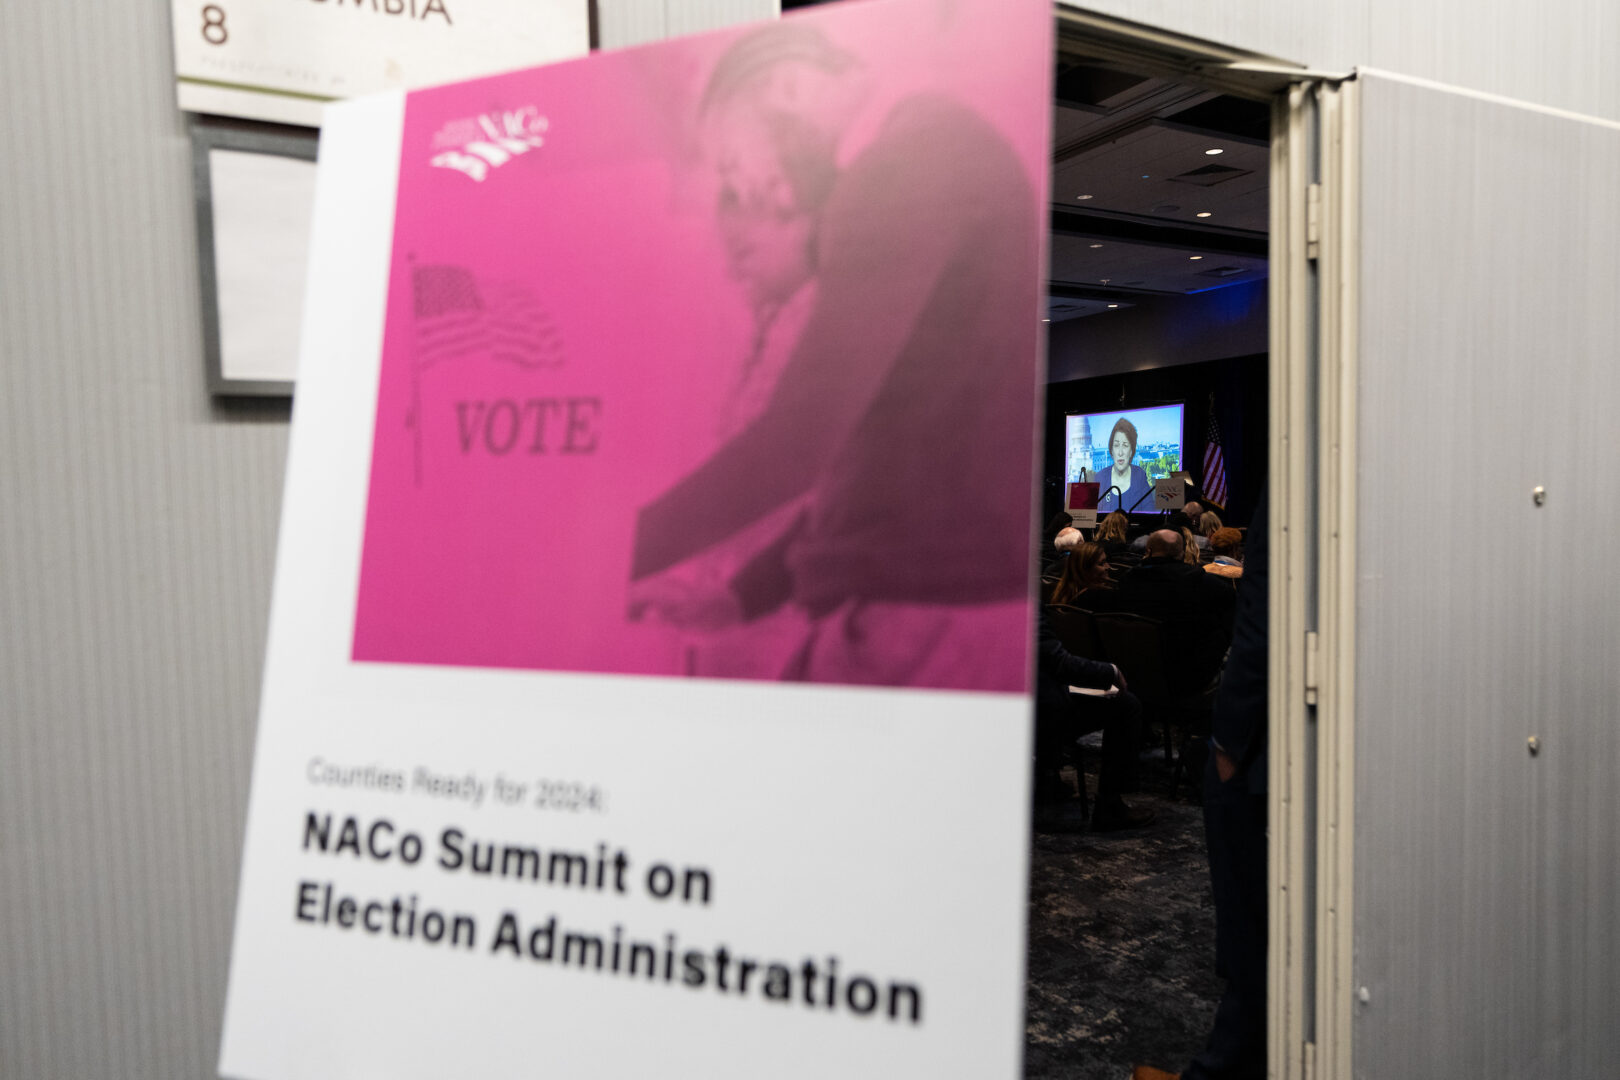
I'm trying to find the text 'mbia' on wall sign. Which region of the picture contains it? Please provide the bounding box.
[170,0,590,127]
[217,1,1053,1076]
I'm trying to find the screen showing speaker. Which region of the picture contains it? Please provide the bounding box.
[1064,403,1184,514]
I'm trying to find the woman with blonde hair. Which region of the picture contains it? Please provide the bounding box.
[1197,510,1224,537]
[1180,527,1203,566]
[1095,510,1131,555]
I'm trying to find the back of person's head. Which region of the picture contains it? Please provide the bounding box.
[1165,510,1193,533]
[1097,511,1129,543]
[1050,541,1110,605]
[1143,529,1183,560]
[1052,527,1083,553]
[1210,527,1243,559]
[1180,527,1202,565]
[1197,510,1223,537]
[1044,512,1074,544]
[700,23,866,148]
[701,23,859,113]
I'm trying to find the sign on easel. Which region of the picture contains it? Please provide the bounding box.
[1065,481,1099,528]
[1153,476,1185,511]
[216,2,1053,1077]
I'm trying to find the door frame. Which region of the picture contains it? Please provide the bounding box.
[1053,9,1354,1078]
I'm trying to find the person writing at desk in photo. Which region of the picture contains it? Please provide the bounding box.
[1097,417,1151,514]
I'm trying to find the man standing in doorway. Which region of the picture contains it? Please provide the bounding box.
[1134,494,1269,1080]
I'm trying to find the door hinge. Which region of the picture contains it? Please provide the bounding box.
[1306,182,1322,260]
[1303,1039,1318,1080]
[1304,630,1320,707]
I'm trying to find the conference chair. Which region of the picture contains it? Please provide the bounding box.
[1046,603,1104,661]
[1091,611,1216,798]
[1043,603,1109,817]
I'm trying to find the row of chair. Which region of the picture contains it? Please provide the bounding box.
[1047,604,1218,797]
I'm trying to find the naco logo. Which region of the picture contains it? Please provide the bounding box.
[429,107,549,182]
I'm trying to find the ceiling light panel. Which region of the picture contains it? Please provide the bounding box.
[1048,234,1267,296]
[1052,121,1269,232]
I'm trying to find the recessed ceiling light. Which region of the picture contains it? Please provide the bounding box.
[1107,304,1118,309]
[1042,318,1051,322]
[1077,194,1093,200]
[1196,211,1212,218]
[1205,148,1224,155]
[1189,255,1204,260]
[1089,243,1104,249]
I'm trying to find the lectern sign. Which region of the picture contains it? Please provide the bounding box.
[218,2,1051,1077]
[170,0,589,126]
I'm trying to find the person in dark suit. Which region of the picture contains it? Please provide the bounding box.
[1133,495,1269,1080]
[1108,529,1235,697]
[1034,606,1152,833]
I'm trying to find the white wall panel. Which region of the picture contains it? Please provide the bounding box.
[1071,0,1620,122]
[1352,71,1620,1078]
[598,0,777,49]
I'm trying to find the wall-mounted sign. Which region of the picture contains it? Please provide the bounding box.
[170,0,590,127]
[218,1,1053,1077]
[191,121,319,394]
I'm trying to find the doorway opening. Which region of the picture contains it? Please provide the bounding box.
[1026,26,1295,1079]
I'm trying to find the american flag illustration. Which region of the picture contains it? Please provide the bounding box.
[1201,408,1229,508]
[412,264,564,372]
[407,264,565,486]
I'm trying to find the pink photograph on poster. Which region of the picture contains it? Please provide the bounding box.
[351,0,1052,692]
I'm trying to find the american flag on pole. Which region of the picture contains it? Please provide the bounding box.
[1201,408,1229,508]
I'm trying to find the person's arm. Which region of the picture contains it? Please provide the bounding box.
[631,102,977,581]
[1210,495,1268,773]
[1037,608,1119,691]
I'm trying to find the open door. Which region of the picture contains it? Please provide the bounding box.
[1051,8,1334,1079]
[1311,70,1620,1079]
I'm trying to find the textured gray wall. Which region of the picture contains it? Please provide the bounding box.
[0,3,771,1079]
[1352,71,1620,1079]
[1072,0,1620,123]
[0,5,290,1078]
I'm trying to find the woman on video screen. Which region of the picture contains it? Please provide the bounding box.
[1097,417,1151,514]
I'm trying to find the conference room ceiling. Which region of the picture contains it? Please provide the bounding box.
[1047,61,1270,321]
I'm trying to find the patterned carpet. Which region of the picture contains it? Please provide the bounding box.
[1025,754,1222,1080]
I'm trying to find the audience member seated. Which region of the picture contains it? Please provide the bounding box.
[1179,527,1203,567]
[1049,540,1114,607]
[1197,510,1224,537]
[1034,606,1154,833]
[1204,526,1244,580]
[1040,512,1073,578]
[1131,510,1210,553]
[1107,529,1236,697]
[1095,510,1132,557]
[1183,499,1205,523]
